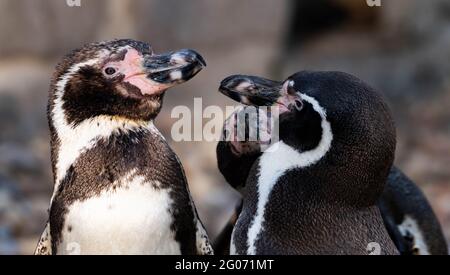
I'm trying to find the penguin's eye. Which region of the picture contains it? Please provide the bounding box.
[104,67,118,76]
[294,99,303,111]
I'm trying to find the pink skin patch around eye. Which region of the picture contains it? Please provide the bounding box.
[276,81,301,113]
[105,48,171,96]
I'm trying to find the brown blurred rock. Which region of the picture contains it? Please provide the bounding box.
[0,0,107,58]
[0,0,287,58]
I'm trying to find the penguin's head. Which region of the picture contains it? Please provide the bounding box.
[219,71,396,205]
[49,39,206,126]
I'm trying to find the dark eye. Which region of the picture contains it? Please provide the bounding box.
[104,67,117,76]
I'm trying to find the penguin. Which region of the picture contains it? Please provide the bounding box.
[216,71,399,255]
[380,168,448,255]
[216,73,448,255]
[34,39,213,255]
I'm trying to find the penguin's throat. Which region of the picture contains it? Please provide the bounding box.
[50,115,160,203]
[245,94,333,255]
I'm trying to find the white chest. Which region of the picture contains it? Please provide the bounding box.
[57,176,181,255]
[243,94,333,255]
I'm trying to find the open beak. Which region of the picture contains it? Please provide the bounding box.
[219,75,303,113]
[144,49,206,85]
[219,75,282,106]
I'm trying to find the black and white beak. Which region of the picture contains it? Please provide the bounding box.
[219,75,282,106]
[219,75,303,113]
[144,49,206,85]
[116,48,206,96]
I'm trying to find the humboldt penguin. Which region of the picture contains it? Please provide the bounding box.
[34,39,212,255]
[216,73,447,255]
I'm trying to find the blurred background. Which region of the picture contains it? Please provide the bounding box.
[0,0,449,254]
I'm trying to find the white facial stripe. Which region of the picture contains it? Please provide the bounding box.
[398,215,430,255]
[50,59,159,203]
[246,93,333,255]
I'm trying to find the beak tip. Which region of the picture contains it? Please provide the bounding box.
[145,49,206,84]
[180,49,206,67]
[198,55,207,67]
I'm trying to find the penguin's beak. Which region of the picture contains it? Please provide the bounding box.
[120,48,205,96]
[143,49,206,85]
[219,75,303,113]
[219,75,282,106]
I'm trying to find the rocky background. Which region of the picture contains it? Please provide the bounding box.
[0,0,449,254]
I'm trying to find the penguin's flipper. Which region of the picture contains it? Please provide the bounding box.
[34,222,52,255]
[195,219,214,255]
[379,203,413,254]
[213,200,243,255]
[378,166,448,255]
[217,141,261,190]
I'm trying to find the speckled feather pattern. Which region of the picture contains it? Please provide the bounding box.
[35,40,212,255]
